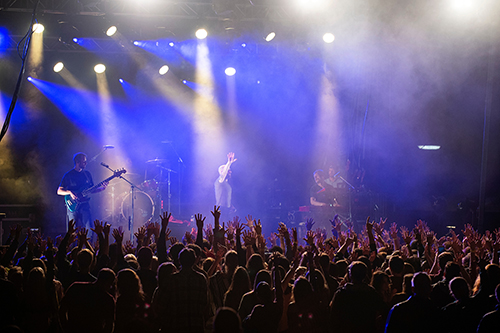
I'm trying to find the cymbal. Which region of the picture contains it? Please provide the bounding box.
[146,158,168,164]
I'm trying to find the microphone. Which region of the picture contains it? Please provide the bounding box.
[101,162,109,168]
[103,145,114,149]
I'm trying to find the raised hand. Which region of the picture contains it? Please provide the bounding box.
[227,152,237,164]
[254,219,263,236]
[195,213,206,230]
[134,226,146,241]
[245,215,255,229]
[112,227,124,243]
[91,220,104,235]
[303,230,315,246]
[77,228,89,245]
[400,226,413,245]
[211,205,221,224]
[390,222,398,239]
[268,232,278,247]
[68,219,76,235]
[103,223,111,237]
[169,236,178,245]
[184,231,193,244]
[160,212,172,230]
[305,218,315,231]
[242,230,256,246]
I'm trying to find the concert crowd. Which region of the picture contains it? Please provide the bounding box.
[1,207,499,333]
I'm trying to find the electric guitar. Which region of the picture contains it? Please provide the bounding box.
[65,168,126,212]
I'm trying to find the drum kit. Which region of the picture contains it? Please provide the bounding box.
[104,158,176,240]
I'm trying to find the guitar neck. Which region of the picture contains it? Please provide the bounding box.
[81,173,120,197]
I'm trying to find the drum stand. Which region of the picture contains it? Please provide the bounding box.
[158,166,176,216]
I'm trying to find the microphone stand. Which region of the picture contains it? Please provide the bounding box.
[102,164,138,242]
[168,142,185,216]
[88,146,112,164]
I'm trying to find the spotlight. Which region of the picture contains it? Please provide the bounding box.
[241,43,246,47]
[94,64,106,74]
[182,80,187,84]
[133,41,140,46]
[225,67,236,76]
[106,26,117,37]
[53,62,64,73]
[159,65,169,75]
[418,145,441,150]
[169,42,174,47]
[27,76,33,82]
[323,33,335,43]
[265,32,275,42]
[195,28,208,40]
[32,23,44,34]
[119,78,124,83]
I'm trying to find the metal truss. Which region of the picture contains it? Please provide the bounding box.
[0,0,293,22]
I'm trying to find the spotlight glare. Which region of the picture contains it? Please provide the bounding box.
[94,64,106,74]
[159,65,169,75]
[53,62,64,73]
[451,0,474,11]
[169,42,174,47]
[225,67,236,76]
[32,23,44,34]
[418,145,441,150]
[133,41,139,46]
[195,28,208,40]
[72,37,79,43]
[265,32,276,42]
[119,78,124,83]
[106,26,117,37]
[27,76,33,82]
[182,80,187,84]
[241,43,246,47]
[323,33,335,43]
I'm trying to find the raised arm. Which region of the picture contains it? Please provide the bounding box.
[218,152,237,183]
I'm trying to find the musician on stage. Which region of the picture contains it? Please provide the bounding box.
[310,169,336,229]
[215,152,237,222]
[57,153,108,231]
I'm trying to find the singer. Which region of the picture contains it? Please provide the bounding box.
[57,153,108,232]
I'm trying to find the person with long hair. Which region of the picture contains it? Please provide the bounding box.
[224,266,251,311]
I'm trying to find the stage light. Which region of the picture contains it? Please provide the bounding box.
[94,64,106,74]
[53,62,64,73]
[27,76,33,82]
[418,145,441,150]
[32,23,44,34]
[133,41,139,46]
[169,42,174,47]
[225,67,236,76]
[195,28,208,40]
[159,65,170,75]
[450,0,474,11]
[106,26,117,37]
[119,78,124,83]
[241,43,246,47]
[182,80,187,84]
[323,33,335,43]
[265,32,275,42]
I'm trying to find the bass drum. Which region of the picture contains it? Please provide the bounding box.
[121,190,155,226]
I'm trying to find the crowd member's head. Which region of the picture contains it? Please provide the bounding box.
[77,249,94,273]
[213,307,242,333]
[179,248,196,269]
[225,250,239,273]
[412,272,432,298]
[157,262,177,289]
[402,274,414,295]
[389,255,404,276]
[247,253,265,285]
[117,268,144,300]
[137,246,153,270]
[253,269,272,291]
[438,252,454,274]
[443,262,461,281]
[349,261,368,284]
[169,243,185,268]
[96,268,116,294]
[449,277,470,301]
[228,266,251,293]
[255,281,273,305]
[293,277,313,304]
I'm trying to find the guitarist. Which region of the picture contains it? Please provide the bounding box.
[57,153,108,232]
